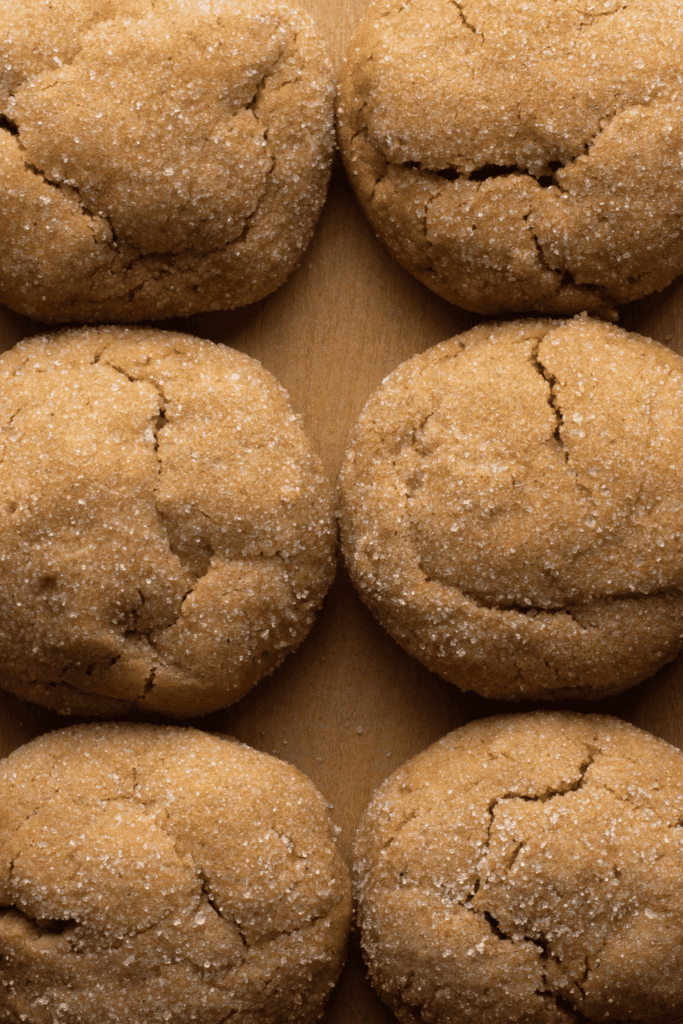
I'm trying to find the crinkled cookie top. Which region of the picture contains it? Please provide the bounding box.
[338,0,683,315]
[339,317,683,699]
[0,326,336,718]
[354,712,683,1024]
[0,0,334,321]
[0,724,351,1024]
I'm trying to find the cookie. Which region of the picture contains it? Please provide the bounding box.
[339,317,683,700]
[0,0,334,323]
[354,711,683,1024]
[0,326,336,717]
[0,722,352,1024]
[337,0,683,317]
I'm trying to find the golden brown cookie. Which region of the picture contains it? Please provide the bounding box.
[0,326,336,717]
[0,0,333,322]
[337,0,683,317]
[339,317,683,700]
[354,711,683,1024]
[0,723,352,1024]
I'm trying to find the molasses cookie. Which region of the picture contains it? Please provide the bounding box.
[338,0,683,316]
[354,712,683,1024]
[0,326,336,716]
[339,317,683,700]
[0,0,334,322]
[0,723,352,1024]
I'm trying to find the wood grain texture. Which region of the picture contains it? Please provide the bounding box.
[0,0,682,1019]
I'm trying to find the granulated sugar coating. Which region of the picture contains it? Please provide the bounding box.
[0,0,334,323]
[339,317,683,700]
[338,0,683,317]
[354,712,683,1024]
[0,326,336,717]
[0,723,352,1024]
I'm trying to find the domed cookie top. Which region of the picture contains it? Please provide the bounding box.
[0,326,336,717]
[337,0,683,316]
[0,0,334,322]
[354,711,683,1024]
[339,317,683,699]
[0,723,352,1024]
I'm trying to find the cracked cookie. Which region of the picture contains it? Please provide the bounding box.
[354,711,683,1024]
[0,722,352,1024]
[0,325,336,717]
[337,0,683,317]
[339,317,683,700]
[0,0,334,323]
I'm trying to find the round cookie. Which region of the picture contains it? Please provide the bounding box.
[0,326,336,717]
[337,0,683,317]
[354,711,683,1024]
[0,723,352,1024]
[339,317,683,700]
[0,0,334,323]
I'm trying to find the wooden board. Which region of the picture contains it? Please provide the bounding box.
[1,1,682,1019]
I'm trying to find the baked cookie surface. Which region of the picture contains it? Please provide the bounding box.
[0,326,336,717]
[339,317,683,699]
[0,0,334,322]
[354,712,683,1024]
[338,0,683,316]
[0,723,352,1024]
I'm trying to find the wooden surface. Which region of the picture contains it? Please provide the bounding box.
[1,1,683,1020]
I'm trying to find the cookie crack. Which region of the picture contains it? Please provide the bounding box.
[470,764,601,1009]
[197,869,247,947]
[0,114,19,136]
[399,160,563,188]
[246,71,270,115]
[485,749,597,813]
[21,154,119,249]
[422,564,681,616]
[535,987,592,1020]
[523,213,561,281]
[579,1,628,29]
[448,0,481,37]
[530,339,568,461]
[250,903,338,948]
[85,355,197,658]
[0,905,79,937]
[529,339,597,500]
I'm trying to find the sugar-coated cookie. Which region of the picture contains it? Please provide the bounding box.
[354,712,683,1024]
[339,317,683,699]
[0,0,334,322]
[0,723,352,1024]
[338,0,683,316]
[0,326,336,717]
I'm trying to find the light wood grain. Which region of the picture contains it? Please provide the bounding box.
[1,0,683,1019]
